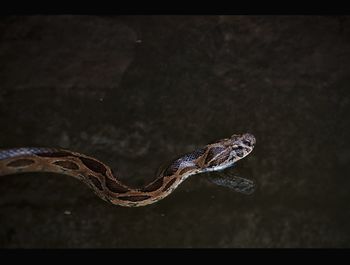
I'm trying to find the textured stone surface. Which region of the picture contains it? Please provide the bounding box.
[0,15,349,247]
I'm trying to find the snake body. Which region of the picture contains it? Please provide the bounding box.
[0,133,255,207]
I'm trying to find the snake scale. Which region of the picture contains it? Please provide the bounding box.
[0,133,255,207]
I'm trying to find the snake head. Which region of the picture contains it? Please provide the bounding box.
[229,133,256,159]
[204,133,256,171]
[231,133,256,149]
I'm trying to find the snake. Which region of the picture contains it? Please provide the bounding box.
[0,133,255,207]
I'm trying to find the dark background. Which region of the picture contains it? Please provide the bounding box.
[0,16,349,247]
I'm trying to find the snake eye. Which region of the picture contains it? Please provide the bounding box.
[232,145,243,150]
[243,140,251,146]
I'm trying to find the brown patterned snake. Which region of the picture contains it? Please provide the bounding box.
[0,133,255,207]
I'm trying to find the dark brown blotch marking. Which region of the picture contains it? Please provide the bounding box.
[79,156,108,177]
[118,195,151,202]
[53,160,79,170]
[215,153,230,164]
[163,162,180,177]
[212,149,232,165]
[7,159,35,167]
[140,177,164,192]
[36,151,72,157]
[88,175,103,191]
[162,178,177,192]
[205,147,225,164]
[105,177,129,193]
